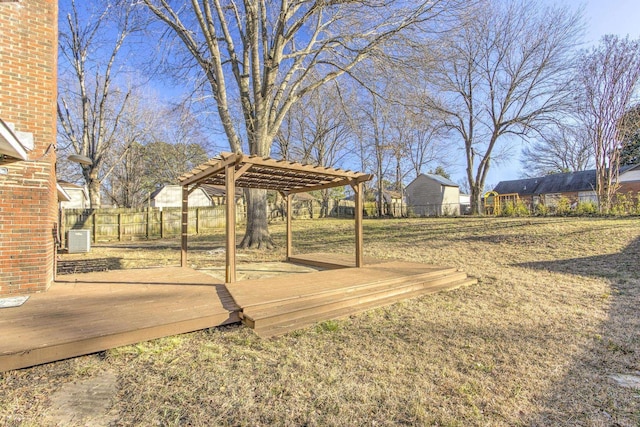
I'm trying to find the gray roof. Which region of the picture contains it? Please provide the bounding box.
[494,169,598,195]
[149,186,164,199]
[534,170,597,194]
[621,164,640,173]
[494,164,640,195]
[492,177,543,195]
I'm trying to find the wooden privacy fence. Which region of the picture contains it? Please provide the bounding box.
[62,199,409,243]
[62,206,238,243]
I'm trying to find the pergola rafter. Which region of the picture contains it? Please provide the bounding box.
[178,152,373,283]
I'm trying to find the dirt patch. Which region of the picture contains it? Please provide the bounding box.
[199,261,320,282]
[45,370,117,426]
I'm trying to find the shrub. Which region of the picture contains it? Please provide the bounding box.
[575,200,598,215]
[611,192,638,215]
[514,200,530,216]
[500,200,530,217]
[534,203,549,216]
[554,197,571,216]
[500,200,515,216]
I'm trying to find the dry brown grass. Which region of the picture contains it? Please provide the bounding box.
[2,217,639,426]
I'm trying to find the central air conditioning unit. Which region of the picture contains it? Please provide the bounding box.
[67,229,91,253]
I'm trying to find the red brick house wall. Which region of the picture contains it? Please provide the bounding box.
[0,0,58,295]
[618,181,640,195]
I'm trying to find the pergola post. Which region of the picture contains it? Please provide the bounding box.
[285,192,292,261]
[225,163,236,283]
[178,153,373,273]
[353,181,364,268]
[181,185,188,267]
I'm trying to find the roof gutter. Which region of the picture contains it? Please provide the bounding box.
[0,118,32,161]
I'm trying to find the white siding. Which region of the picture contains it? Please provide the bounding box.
[59,188,88,209]
[442,186,460,215]
[620,169,640,182]
[152,185,212,208]
[406,174,460,216]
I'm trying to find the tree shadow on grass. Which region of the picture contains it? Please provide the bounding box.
[515,237,640,425]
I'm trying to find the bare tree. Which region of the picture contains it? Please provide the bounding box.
[576,35,640,212]
[275,83,353,216]
[520,124,593,176]
[354,92,394,217]
[104,140,210,207]
[140,0,466,248]
[103,141,147,207]
[57,0,140,207]
[103,100,213,208]
[403,111,449,180]
[424,0,582,214]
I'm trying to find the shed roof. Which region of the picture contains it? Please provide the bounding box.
[408,173,459,188]
[200,184,243,198]
[179,152,371,193]
[57,180,84,189]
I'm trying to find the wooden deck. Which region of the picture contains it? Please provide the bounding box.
[228,259,476,338]
[0,267,238,372]
[1,255,476,371]
[288,252,385,269]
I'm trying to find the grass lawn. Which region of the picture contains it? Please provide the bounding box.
[1,217,639,426]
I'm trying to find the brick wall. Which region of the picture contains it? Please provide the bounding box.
[0,0,58,295]
[618,181,640,195]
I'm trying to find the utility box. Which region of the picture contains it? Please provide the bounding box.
[67,230,91,253]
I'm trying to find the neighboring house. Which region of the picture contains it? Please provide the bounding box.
[282,192,320,219]
[150,184,243,208]
[57,184,72,204]
[381,190,405,217]
[0,1,58,295]
[493,164,640,208]
[382,190,403,204]
[406,174,461,216]
[58,180,89,209]
[150,184,214,208]
[200,184,244,207]
[619,164,640,194]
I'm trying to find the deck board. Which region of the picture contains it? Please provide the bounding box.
[227,258,475,338]
[226,260,454,308]
[0,267,238,371]
[1,254,475,370]
[288,252,385,269]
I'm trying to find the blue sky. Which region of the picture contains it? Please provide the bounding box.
[464,0,640,189]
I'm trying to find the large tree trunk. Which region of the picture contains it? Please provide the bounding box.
[470,184,483,215]
[87,170,101,208]
[321,189,330,218]
[239,188,274,249]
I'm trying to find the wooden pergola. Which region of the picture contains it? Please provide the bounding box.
[178,152,372,283]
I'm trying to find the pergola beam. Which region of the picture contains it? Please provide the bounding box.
[179,153,373,283]
[180,152,237,186]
